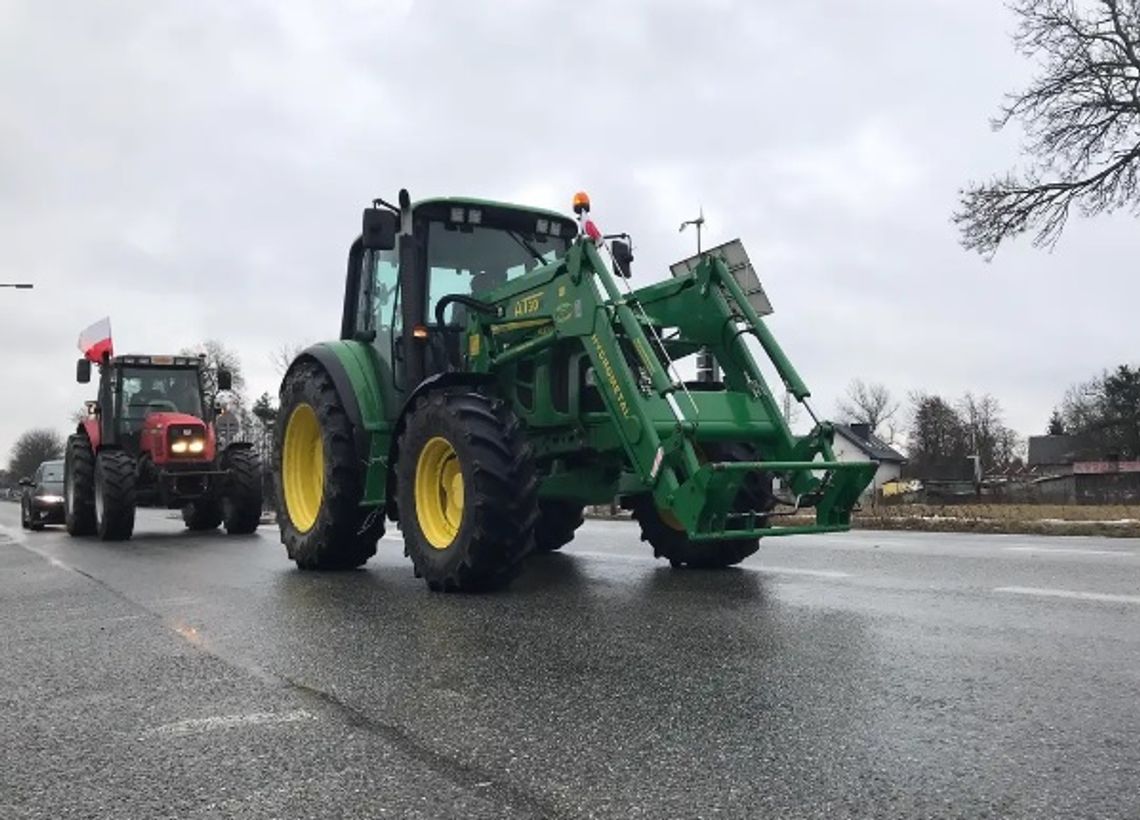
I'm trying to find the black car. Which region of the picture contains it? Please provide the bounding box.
[20,459,65,530]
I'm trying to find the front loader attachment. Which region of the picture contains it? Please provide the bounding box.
[566,236,877,540]
[467,216,877,547]
[669,459,878,541]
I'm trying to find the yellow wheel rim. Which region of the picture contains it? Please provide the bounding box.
[414,436,464,550]
[282,403,323,533]
[658,507,686,532]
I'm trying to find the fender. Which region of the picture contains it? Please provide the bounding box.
[282,341,391,507]
[383,371,496,519]
[79,419,101,451]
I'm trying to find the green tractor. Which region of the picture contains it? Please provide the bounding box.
[273,189,875,591]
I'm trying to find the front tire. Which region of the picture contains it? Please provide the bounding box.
[64,434,96,536]
[94,450,136,541]
[631,442,774,569]
[396,390,538,592]
[275,362,380,570]
[182,499,223,531]
[221,447,262,535]
[533,500,585,553]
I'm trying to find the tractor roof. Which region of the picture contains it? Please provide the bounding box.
[111,354,202,368]
[414,196,576,228]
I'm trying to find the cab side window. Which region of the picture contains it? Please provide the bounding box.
[358,249,400,364]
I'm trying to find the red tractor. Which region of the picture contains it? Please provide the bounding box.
[64,353,263,540]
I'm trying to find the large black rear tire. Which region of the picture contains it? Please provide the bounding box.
[275,362,380,570]
[182,499,223,531]
[533,500,585,553]
[396,390,538,592]
[94,450,136,541]
[222,447,263,535]
[631,442,774,569]
[64,434,96,537]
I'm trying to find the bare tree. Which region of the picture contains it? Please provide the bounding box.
[955,0,1140,255]
[7,428,64,480]
[179,339,246,402]
[836,379,899,439]
[269,343,309,378]
[957,392,1023,472]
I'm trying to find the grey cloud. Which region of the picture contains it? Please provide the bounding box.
[1,0,1136,458]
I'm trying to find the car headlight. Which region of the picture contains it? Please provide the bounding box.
[37,494,64,504]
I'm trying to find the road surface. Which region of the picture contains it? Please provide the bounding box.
[2,503,1138,819]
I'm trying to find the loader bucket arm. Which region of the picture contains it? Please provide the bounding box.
[471,233,876,542]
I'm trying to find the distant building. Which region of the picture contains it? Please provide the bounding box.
[1020,436,1139,503]
[832,423,907,497]
[1027,434,1091,472]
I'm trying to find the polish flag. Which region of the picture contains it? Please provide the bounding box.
[78,317,114,363]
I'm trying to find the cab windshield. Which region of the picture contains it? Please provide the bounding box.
[425,221,571,325]
[118,367,204,419]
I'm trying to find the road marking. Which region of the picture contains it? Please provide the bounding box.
[566,550,851,578]
[149,709,315,737]
[1003,546,1135,557]
[754,565,851,579]
[994,586,1140,605]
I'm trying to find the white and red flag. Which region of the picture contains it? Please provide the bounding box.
[78,317,113,363]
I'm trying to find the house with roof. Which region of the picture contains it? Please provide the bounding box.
[831,423,907,498]
[1027,434,1090,473]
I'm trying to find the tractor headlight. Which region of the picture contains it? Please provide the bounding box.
[168,425,206,456]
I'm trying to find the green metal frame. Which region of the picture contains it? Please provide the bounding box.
[457,219,875,541]
[299,196,876,544]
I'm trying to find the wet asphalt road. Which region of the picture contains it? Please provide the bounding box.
[2,503,1139,819]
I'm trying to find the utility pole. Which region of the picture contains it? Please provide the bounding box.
[680,208,718,382]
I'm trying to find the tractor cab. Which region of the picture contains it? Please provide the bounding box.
[342,194,579,409]
[76,354,229,458]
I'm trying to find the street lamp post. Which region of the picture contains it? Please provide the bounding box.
[680,209,719,382]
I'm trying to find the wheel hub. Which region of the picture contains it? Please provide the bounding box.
[414,436,464,550]
[282,403,323,533]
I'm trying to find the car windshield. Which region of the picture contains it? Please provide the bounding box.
[118,367,203,419]
[41,463,63,483]
[425,221,571,324]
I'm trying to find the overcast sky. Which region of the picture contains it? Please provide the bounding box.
[1,0,1137,463]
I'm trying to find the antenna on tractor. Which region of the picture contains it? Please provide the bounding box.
[680,207,718,382]
[679,207,705,254]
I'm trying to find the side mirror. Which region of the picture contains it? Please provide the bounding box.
[216,368,233,392]
[611,240,634,278]
[18,477,33,487]
[76,358,91,384]
[362,208,398,251]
